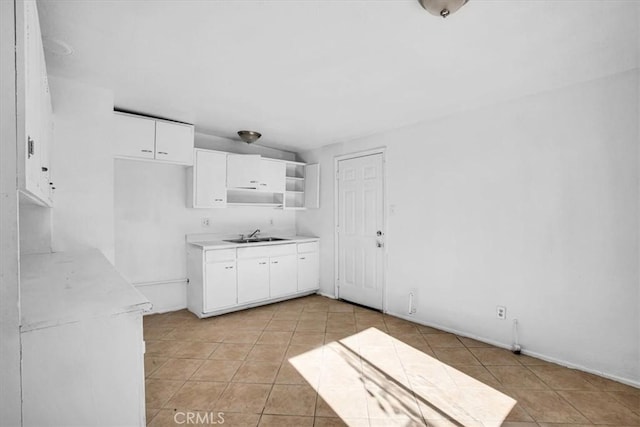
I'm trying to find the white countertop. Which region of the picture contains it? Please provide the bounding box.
[188,235,319,250]
[20,249,152,332]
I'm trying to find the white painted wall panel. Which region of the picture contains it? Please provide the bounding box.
[297,70,640,385]
[0,0,22,423]
[49,76,116,262]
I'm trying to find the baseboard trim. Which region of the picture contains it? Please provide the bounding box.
[134,279,187,315]
[133,278,187,288]
[148,304,188,315]
[388,311,640,389]
[316,291,337,299]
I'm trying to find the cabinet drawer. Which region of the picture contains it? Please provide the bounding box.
[237,243,297,259]
[205,249,236,263]
[297,241,319,254]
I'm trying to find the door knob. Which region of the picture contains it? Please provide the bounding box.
[376,230,383,236]
[376,242,383,248]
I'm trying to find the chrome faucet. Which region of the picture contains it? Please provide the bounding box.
[247,229,260,239]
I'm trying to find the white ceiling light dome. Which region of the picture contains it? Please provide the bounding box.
[418,0,469,18]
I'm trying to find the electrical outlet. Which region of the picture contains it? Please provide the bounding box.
[496,306,506,320]
[201,218,211,227]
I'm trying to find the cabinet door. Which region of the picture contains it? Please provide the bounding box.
[113,113,155,160]
[194,150,227,208]
[237,257,270,304]
[23,0,42,199]
[39,100,53,205]
[155,121,194,165]
[297,252,319,292]
[227,155,261,189]
[204,261,237,312]
[304,164,320,209]
[269,254,297,298]
[259,159,285,193]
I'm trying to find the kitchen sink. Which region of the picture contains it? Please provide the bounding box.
[223,237,289,244]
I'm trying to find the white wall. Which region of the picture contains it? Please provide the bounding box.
[19,202,51,254]
[45,75,299,314]
[49,77,116,262]
[297,70,640,385]
[0,0,22,423]
[113,159,297,312]
[195,132,297,161]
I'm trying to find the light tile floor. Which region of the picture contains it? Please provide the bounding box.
[144,295,639,427]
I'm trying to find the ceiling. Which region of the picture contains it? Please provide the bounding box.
[38,1,639,153]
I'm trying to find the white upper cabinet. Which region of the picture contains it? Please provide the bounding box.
[19,0,54,207]
[113,113,155,159]
[155,120,194,165]
[227,155,286,192]
[304,163,320,209]
[190,150,318,209]
[259,159,285,193]
[226,154,262,189]
[283,161,319,210]
[188,149,227,208]
[113,112,194,165]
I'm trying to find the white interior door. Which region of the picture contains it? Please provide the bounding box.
[337,153,384,310]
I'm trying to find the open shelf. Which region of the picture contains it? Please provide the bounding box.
[227,202,283,208]
[284,191,305,209]
[227,189,283,207]
[285,162,305,179]
[284,160,307,209]
[286,178,305,192]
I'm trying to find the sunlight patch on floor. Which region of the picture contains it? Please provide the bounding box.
[289,327,516,426]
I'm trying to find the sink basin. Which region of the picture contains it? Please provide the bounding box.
[255,237,288,242]
[223,237,289,244]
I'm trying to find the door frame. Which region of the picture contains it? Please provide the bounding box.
[333,147,388,312]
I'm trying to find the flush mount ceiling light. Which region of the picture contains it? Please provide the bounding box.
[237,130,262,144]
[419,0,468,18]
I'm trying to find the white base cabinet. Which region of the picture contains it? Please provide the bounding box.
[22,312,146,427]
[187,239,319,317]
[237,257,270,304]
[204,260,237,312]
[270,254,298,298]
[298,252,320,292]
[20,250,151,427]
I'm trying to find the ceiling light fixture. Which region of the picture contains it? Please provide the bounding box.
[237,130,261,144]
[418,0,468,18]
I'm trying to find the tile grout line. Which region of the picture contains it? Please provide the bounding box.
[145,296,637,427]
[518,361,596,424]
